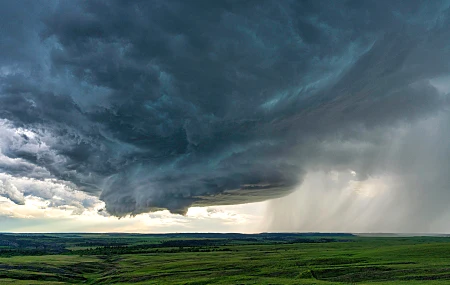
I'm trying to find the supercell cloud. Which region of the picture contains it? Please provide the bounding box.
[1,0,450,222]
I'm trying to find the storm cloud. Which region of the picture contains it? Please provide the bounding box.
[1,0,450,223]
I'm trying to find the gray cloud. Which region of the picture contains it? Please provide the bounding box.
[1,0,450,224]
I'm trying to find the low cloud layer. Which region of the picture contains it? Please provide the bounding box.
[1,0,450,226]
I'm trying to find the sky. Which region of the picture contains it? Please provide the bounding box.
[1,0,450,233]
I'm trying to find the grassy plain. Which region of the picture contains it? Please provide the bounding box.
[1,233,450,284]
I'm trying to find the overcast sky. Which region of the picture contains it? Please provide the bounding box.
[2,0,450,233]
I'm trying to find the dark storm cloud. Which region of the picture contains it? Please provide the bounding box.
[1,0,450,217]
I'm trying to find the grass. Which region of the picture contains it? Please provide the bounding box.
[1,234,450,284]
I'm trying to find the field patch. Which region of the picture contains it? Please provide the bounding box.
[1,233,450,284]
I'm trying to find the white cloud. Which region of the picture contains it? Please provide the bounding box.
[0,179,24,205]
[0,175,266,233]
[0,173,100,215]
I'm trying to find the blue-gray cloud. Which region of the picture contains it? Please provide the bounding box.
[1,0,450,218]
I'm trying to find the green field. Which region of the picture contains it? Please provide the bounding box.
[1,233,450,284]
